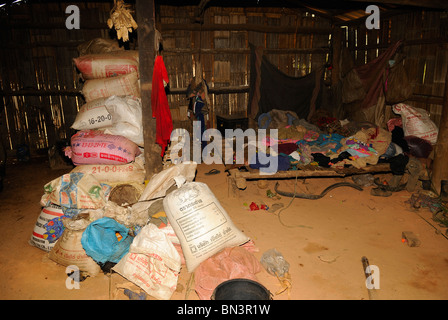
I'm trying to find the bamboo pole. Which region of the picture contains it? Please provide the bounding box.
[2,21,332,34]
[331,25,343,87]
[431,43,448,195]
[0,89,81,97]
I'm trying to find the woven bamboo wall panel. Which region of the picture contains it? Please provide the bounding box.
[2,2,445,155]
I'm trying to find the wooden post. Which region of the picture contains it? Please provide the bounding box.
[431,46,448,195]
[136,0,162,179]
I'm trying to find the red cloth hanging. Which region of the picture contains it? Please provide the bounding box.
[151,55,173,156]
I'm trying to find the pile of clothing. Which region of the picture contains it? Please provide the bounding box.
[250,109,393,172]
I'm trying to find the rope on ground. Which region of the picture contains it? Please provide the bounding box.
[276,174,313,229]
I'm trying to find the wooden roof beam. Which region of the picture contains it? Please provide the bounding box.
[192,0,212,24]
[341,0,448,10]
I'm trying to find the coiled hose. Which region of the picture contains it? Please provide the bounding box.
[274,181,363,199]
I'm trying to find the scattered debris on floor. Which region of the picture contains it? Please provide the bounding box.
[405,190,448,238]
[260,248,291,297]
[401,231,421,247]
[30,162,288,300]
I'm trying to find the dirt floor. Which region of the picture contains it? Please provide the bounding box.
[1,156,448,300]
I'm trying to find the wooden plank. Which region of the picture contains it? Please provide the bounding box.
[226,163,392,197]
[162,48,329,55]
[234,163,391,180]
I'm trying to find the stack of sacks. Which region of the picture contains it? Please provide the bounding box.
[66,42,146,207]
[72,47,142,145]
[29,42,147,276]
[67,44,144,173]
[31,161,260,301]
[31,162,199,301]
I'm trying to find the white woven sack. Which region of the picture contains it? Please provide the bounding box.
[163,182,249,272]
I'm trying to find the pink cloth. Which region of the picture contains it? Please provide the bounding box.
[194,245,262,300]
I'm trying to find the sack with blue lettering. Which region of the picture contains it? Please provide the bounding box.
[40,172,111,218]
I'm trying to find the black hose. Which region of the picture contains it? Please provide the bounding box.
[274,181,363,199]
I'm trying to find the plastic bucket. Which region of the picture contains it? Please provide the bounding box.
[212,278,272,300]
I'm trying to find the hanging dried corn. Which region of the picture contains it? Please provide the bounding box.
[107,0,138,42]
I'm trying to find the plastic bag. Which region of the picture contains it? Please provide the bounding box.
[260,248,291,295]
[81,217,133,266]
[260,248,290,277]
[128,162,198,227]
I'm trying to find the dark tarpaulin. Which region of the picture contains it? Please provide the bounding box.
[352,40,403,109]
[248,44,324,122]
[341,40,403,109]
[339,40,403,127]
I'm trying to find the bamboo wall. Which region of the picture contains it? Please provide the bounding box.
[342,10,448,127]
[1,2,446,158]
[159,6,332,133]
[1,2,331,156]
[0,1,115,156]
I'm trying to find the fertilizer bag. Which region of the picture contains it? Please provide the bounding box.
[29,203,65,252]
[71,95,142,131]
[40,172,111,218]
[74,51,139,80]
[77,38,124,56]
[71,96,143,146]
[392,103,438,144]
[112,223,181,300]
[49,217,101,277]
[81,71,140,102]
[163,182,249,272]
[71,97,115,130]
[70,154,145,184]
[64,130,141,166]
